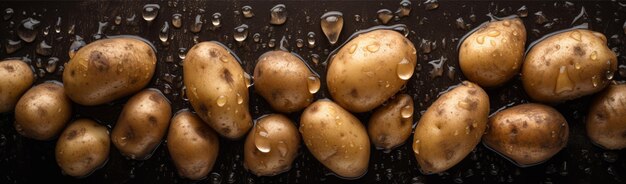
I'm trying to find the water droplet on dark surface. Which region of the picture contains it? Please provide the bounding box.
[321,11,343,45]
[17,17,40,43]
[270,4,287,25]
[142,4,160,22]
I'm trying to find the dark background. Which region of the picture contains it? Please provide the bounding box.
[1,0,626,183]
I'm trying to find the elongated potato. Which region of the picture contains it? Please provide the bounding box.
[587,84,626,150]
[368,94,413,150]
[522,29,617,103]
[111,89,171,160]
[63,37,156,106]
[327,29,417,112]
[412,81,489,174]
[244,114,300,176]
[483,103,569,166]
[300,99,370,179]
[14,81,71,140]
[167,110,219,180]
[56,119,110,177]
[0,59,34,113]
[184,41,252,139]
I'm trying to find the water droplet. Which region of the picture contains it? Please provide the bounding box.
[242,6,254,18]
[53,17,61,34]
[233,24,249,43]
[397,0,412,17]
[306,32,316,48]
[171,13,182,28]
[68,35,85,58]
[268,38,276,48]
[606,69,614,80]
[255,127,271,153]
[490,40,496,46]
[216,95,227,107]
[424,0,439,10]
[190,14,203,33]
[570,30,582,41]
[574,62,581,69]
[114,16,122,25]
[17,17,40,43]
[590,51,597,60]
[277,141,288,157]
[476,35,485,44]
[377,9,393,24]
[159,21,170,44]
[307,76,320,94]
[321,11,343,45]
[555,66,574,94]
[36,40,52,56]
[244,72,253,88]
[252,33,261,43]
[3,8,14,20]
[142,4,160,22]
[348,44,358,54]
[487,30,501,37]
[67,24,75,35]
[46,57,59,73]
[517,6,528,17]
[269,4,287,25]
[296,39,304,48]
[366,43,380,52]
[428,56,447,78]
[5,39,23,54]
[503,20,511,26]
[211,13,221,27]
[178,47,187,59]
[236,93,244,104]
[535,11,548,25]
[43,26,50,36]
[456,17,467,30]
[397,58,414,80]
[413,140,420,155]
[401,105,413,119]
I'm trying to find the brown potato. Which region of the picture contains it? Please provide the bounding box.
[0,59,34,113]
[412,81,489,174]
[368,93,414,150]
[522,29,617,103]
[253,50,318,113]
[586,84,626,150]
[244,114,300,176]
[111,89,171,160]
[459,18,526,87]
[483,103,569,166]
[300,99,370,179]
[327,29,417,113]
[63,37,156,106]
[183,41,252,139]
[167,110,219,180]
[14,81,72,140]
[56,119,110,177]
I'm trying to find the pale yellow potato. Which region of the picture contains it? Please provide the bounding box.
[14,81,71,140]
[244,114,300,176]
[368,93,413,150]
[55,119,110,177]
[0,59,34,113]
[586,84,626,150]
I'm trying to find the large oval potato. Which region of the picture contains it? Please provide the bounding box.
[300,99,370,179]
[244,114,300,176]
[327,29,417,113]
[56,119,110,177]
[63,37,156,106]
[14,81,71,140]
[111,89,171,160]
[459,18,526,87]
[412,81,489,174]
[368,93,413,150]
[167,110,219,180]
[183,41,252,139]
[587,84,626,150]
[253,50,317,113]
[522,29,617,103]
[0,59,34,113]
[483,103,569,166]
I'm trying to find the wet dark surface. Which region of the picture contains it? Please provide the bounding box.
[1,0,626,183]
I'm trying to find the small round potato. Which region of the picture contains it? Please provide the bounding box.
[522,29,617,103]
[56,119,110,177]
[111,89,171,160]
[300,99,370,179]
[327,29,417,113]
[586,84,626,150]
[183,41,252,139]
[368,93,414,150]
[483,103,569,166]
[412,81,489,174]
[167,110,219,180]
[14,81,72,140]
[459,18,526,87]
[253,50,317,113]
[244,114,300,176]
[63,37,156,106]
[0,59,34,113]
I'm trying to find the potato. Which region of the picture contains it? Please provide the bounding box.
[459,18,526,87]
[522,29,617,103]
[0,59,34,113]
[111,89,171,160]
[62,37,156,106]
[56,119,110,177]
[167,110,219,180]
[244,114,300,176]
[183,41,252,139]
[253,50,318,113]
[586,84,626,150]
[483,103,569,166]
[368,93,413,150]
[327,29,417,113]
[14,81,71,140]
[300,99,370,178]
[412,81,489,174]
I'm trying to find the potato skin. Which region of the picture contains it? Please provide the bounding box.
[327,29,417,113]
[253,50,315,113]
[483,103,569,166]
[55,119,110,177]
[300,99,370,179]
[587,84,626,150]
[0,59,34,113]
[111,89,171,160]
[412,81,489,174]
[167,110,219,180]
[63,37,156,106]
[459,18,526,87]
[14,81,71,140]
[184,41,252,139]
[368,94,413,150]
[244,114,300,176]
[522,29,617,103]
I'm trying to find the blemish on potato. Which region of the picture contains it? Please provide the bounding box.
[89,51,110,72]
[148,115,158,126]
[66,127,86,140]
[222,69,234,84]
[2,65,15,72]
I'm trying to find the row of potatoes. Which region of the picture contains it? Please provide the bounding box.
[0,16,624,179]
